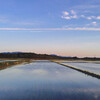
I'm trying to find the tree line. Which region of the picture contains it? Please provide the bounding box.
[0,52,100,60]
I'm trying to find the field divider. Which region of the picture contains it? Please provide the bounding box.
[0,59,32,70]
[51,61,100,79]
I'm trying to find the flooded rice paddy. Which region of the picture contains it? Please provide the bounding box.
[62,62,100,75]
[0,60,100,100]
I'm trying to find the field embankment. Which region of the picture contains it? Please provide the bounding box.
[52,61,100,79]
[0,59,32,70]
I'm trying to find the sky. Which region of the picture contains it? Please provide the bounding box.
[0,0,100,57]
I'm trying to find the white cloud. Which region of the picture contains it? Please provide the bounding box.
[91,16,96,18]
[78,14,100,20]
[62,10,78,20]
[79,15,97,20]
[0,27,100,31]
[87,17,92,20]
[62,10,100,21]
[71,15,78,19]
[63,11,69,16]
[62,16,71,19]
[86,16,97,20]
[92,21,97,26]
[30,31,45,32]
[70,10,78,18]
[97,16,100,19]
[86,21,97,26]
[71,10,76,15]
[80,15,85,18]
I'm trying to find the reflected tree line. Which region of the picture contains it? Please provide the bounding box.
[0,59,31,70]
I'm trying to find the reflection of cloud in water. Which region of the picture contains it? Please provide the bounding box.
[61,88,100,93]
[0,87,17,91]
[32,69,48,75]
[0,62,100,100]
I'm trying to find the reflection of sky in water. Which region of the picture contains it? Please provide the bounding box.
[0,61,100,100]
[62,62,100,74]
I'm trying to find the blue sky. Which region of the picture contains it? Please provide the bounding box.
[0,0,100,57]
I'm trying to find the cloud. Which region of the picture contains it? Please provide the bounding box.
[62,10,100,20]
[63,11,69,16]
[30,31,45,32]
[0,16,9,23]
[71,15,78,19]
[87,17,92,20]
[92,21,97,25]
[62,10,78,20]
[61,16,71,19]
[72,5,100,10]
[71,10,76,15]
[66,4,100,21]
[32,69,47,75]
[14,22,37,25]
[86,21,97,26]
[86,16,100,20]
[97,16,100,19]
[80,15,86,18]
[66,13,100,20]
[0,15,41,26]
[0,27,100,31]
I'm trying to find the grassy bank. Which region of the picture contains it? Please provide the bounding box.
[52,60,100,64]
[52,61,100,79]
[0,59,32,70]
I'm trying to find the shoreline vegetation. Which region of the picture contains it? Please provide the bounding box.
[0,52,100,61]
[0,52,100,79]
[0,58,100,79]
[0,59,32,70]
[52,61,100,79]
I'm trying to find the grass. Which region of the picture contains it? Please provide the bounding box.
[0,59,32,70]
[52,60,100,79]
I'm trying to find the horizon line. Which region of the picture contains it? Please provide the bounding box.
[0,51,100,58]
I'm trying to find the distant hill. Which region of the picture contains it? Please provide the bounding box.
[0,52,61,59]
[50,54,72,58]
[1,52,23,54]
[0,52,100,60]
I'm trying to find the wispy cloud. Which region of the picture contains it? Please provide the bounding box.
[0,16,9,23]
[97,16,100,19]
[14,22,37,25]
[86,21,97,26]
[12,21,42,26]
[30,31,46,32]
[72,5,100,10]
[0,15,42,26]
[86,16,100,20]
[70,10,76,15]
[92,22,97,26]
[1,27,100,31]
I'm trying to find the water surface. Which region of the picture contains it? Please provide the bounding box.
[62,62,100,74]
[0,60,100,100]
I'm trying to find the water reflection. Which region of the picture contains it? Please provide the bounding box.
[0,61,100,100]
[62,62,100,74]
